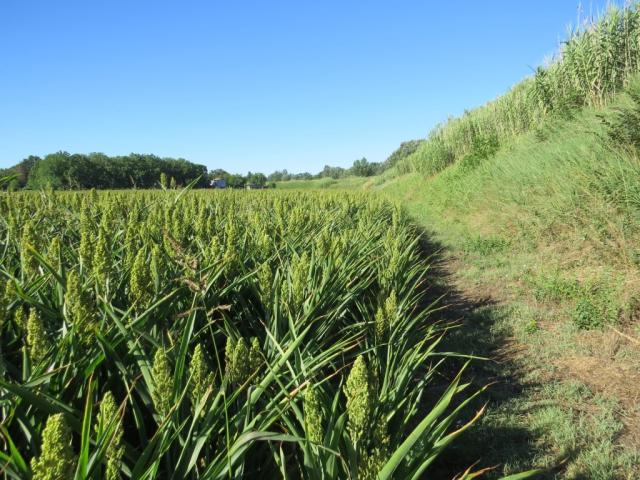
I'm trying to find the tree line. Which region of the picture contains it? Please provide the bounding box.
[0,141,424,190]
[0,152,208,190]
[268,141,424,182]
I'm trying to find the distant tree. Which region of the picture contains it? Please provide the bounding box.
[209,168,229,179]
[160,172,168,189]
[0,155,41,190]
[384,140,425,168]
[293,172,313,180]
[227,174,245,188]
[23,152,207,190]
[247,172,267,186]
[350,158,376,177]
[14,156,41,187]
[28,151,74,189]
[319,165,346,179]
[268,169,290,182]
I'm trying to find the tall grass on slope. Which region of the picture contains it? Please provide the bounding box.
[392,76,640,333]
[412,84,640,258]
[399,2,640,176]
[0,190,534,479]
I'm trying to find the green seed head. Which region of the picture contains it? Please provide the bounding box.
[149,244,163,294]
[224,336,235,382]
[64,271,95,346]
[344,355,374,444]
[96,392,124,480]
[31,413,77,480]
[374,307,387,342]
[151,348,174,417]
[249,337,262,373]
[232,337,250,384]
[26,309,51,365]
[304,384,324,444]
[14,306,27,333]
[375,290,397,342]
[194,207,208,237]
[384,291,397,320]
[20,220,38,276]
[381,234,401,291]
[257,262,273,302]
[130,249,151,308]
[225,337,258,385]
[92,228,110,287]
[222,242,238,273]
[171,208,186,242]
[257,230,270,259]
[124,217,138,270]
[207,236,222,264]
[189,344,214,407]
[47,236,62,273]
[357,420,390,479]
[357,447,388,480]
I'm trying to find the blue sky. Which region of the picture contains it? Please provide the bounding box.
[0,0,617,173]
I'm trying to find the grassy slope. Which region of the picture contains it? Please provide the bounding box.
[281,88,640,478]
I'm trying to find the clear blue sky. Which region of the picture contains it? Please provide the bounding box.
[0,0,617,173]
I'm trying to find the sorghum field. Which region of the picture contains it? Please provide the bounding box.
[0,190,480,479]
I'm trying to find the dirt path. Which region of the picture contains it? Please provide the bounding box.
[419,235,640,478]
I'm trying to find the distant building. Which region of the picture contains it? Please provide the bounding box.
[210,178,227,189]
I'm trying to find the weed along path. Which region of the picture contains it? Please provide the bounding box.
[411,222,640,479]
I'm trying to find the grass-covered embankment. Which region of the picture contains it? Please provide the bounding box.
[376,82,640,477]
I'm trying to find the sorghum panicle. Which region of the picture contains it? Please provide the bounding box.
[344,355,374,444]
[31,413,77,480]
[130,249,152,308]
[96,392,124,480]
[257,262,273,301]
[93,228,110,287]
[248,337,262,375]
[26,308,51,365]
[189,344,214,407]
[375,290,397,341]
[20,220,38,276]
[47,236,61,273]
[151,348,174,417]
[304,384,324,444]
[64,270,95,345]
